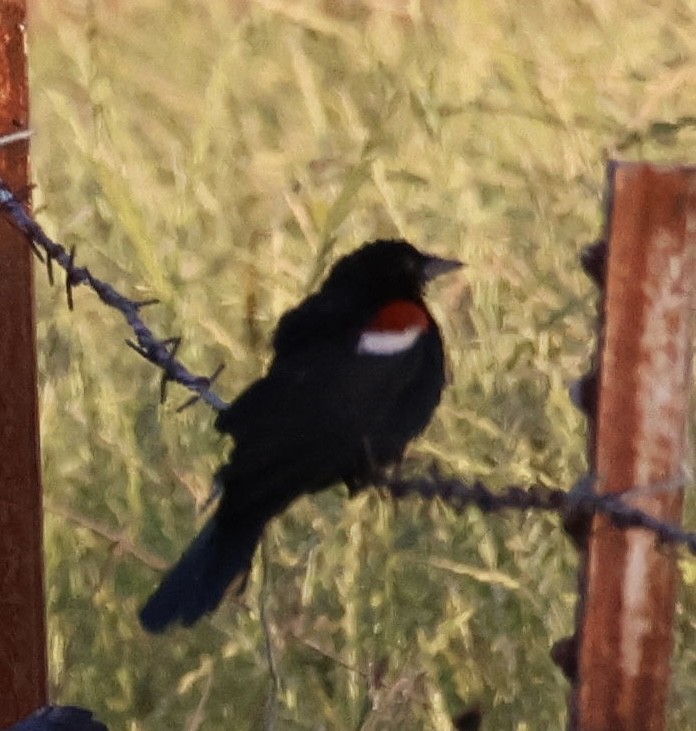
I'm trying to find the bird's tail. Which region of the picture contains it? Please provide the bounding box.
[139,509,265,633]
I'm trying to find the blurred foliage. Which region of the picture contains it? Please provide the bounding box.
[28,0,696,728]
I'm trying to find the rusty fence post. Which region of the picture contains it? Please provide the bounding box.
[572,162,696,730]
[0,0,47,723]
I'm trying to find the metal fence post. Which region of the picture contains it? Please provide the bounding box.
[572,162,696,730]
[0,0,47,722]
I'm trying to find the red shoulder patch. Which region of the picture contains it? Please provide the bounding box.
[368,300,429,332]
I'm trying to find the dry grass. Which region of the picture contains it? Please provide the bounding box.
[30,0,696,728]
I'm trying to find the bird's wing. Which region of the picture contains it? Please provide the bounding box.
[218,299,437,441]
[219,334,425,448]
[214,323,442,508]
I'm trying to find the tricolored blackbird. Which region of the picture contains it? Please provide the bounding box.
[140,239,461,632]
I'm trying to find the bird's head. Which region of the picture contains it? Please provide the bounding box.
[322,239,462,303]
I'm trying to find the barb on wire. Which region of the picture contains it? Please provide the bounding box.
[0,177,229,412]
[176,363,226,413]
[65,245,77,311]
[46,249,54,285]
[387,471,696,556]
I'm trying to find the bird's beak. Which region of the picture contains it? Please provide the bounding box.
[422,254,464,282]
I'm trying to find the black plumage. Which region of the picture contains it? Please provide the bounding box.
[6,706,108,731]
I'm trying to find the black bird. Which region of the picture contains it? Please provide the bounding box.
[139,239,461,632]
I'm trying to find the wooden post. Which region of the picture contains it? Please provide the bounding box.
[0,0,47,723]
[573,163,696,730]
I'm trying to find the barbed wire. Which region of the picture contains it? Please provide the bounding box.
[0,177,228,411]
[387,472,696,555]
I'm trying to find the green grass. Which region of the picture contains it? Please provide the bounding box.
[29,0,696,728]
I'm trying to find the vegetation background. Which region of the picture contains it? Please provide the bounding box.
[29,0,696,728]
